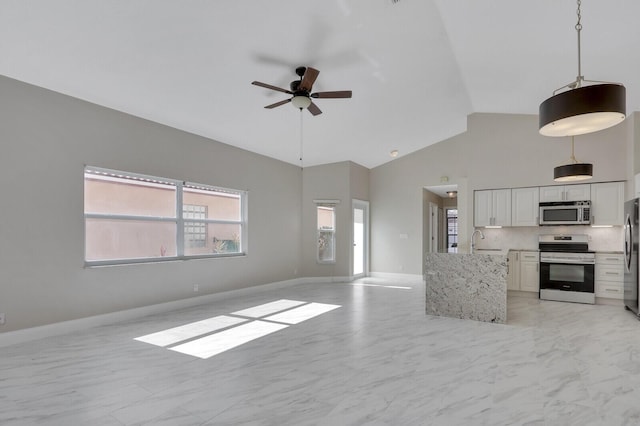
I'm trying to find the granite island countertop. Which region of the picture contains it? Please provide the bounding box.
[425,252,507,324]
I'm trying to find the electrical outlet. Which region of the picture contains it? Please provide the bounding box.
[0,313,5,325]
[193,284,199,292]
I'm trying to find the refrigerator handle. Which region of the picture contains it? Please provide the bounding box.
[625,213,633,273]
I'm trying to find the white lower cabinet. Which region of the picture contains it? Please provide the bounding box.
[507,251,520,290]
[595,253,624,299]
[508,250,539,292]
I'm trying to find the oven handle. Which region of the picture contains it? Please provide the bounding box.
[540,259,595,265]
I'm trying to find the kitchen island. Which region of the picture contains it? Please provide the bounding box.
[425,252,507,323]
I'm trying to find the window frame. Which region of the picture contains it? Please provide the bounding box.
[316,204,337,264]
[84,166,247,266]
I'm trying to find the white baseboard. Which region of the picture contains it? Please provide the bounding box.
[0,277,307,348]
[507,290,539,299]
[369,272,424,283]
[297,276,352,284]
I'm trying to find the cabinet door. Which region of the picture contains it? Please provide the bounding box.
[564,184,590,201]
[474,190,493,227]
[540,184,590,202]
[591,182,624,226]
[539,186,564,202]
[507,251,520,290]
[493,189,512,226]
[512,187,539,226]
[519,260,539,292]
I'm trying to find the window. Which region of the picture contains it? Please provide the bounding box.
[317,205,336,263]
[84,167,246,265]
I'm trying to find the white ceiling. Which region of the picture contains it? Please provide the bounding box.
[1,0,638,169]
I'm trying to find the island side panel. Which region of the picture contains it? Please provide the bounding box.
[425,253,507,324]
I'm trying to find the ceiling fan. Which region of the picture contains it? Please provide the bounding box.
[251,66,352,116]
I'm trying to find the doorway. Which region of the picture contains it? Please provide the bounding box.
[352,200,369,278]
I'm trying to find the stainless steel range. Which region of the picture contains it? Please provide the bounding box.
[539,234,595,304]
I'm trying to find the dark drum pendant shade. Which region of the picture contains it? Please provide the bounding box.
[554,162,593,182]
[539,84,626,137]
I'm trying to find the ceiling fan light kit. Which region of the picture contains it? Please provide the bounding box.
[252,66,352,116]
[291,95,311,109]
[539,0,626,138]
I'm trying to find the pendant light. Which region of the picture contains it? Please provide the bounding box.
[554,136,593,182]
[539,0,625,137]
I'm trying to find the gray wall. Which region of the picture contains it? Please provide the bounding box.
[370,112,629,276]
[301,161,369,279]
[0,76,302,332]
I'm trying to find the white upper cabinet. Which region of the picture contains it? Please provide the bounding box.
[591,182,624,226]
[511,187,539,227]
[540,184,590,202]
[474,189,511,227]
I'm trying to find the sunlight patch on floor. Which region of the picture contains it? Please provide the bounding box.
[168,320,289,359]
[264,302,340,324]
[231,299,306,318]
[134,315,247,347]
[134,299,341,359]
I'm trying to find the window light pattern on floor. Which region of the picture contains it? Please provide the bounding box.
[134,299,341,359]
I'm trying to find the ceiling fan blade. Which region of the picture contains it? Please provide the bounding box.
[264,99,291,109]
[252,81,293,95]
[311,90,352,99]
[307,101,322,116]
[299,67,320,92]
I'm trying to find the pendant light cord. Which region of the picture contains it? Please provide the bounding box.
[551,0,618,94]
[569,136,579,164]
[575,0,583,87]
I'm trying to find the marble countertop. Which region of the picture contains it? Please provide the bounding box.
[425,253,507,324]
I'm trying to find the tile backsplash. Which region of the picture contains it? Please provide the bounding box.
[475,225,623,252]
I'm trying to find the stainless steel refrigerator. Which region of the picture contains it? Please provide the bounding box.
[624,198,639,315]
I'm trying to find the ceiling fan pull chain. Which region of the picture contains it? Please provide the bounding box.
[299,108,304,167]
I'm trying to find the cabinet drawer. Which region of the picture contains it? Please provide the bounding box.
[520,251,539,262]
[596,265,623,282]
[596,282,623,299]
[596,253,623,265]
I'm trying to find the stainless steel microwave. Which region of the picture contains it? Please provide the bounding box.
[539,200,591,226]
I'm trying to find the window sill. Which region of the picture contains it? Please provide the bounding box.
[84,253,246,268]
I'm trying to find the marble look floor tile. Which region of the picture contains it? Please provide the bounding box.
[2,280,640,425]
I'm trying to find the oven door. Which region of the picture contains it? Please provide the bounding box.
[540,261,594,293]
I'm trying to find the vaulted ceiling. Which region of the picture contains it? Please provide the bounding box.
[1,0,638,168]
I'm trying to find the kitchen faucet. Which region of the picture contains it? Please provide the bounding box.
[470,229,485,253]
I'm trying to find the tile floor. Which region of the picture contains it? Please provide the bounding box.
[2,276,640,425]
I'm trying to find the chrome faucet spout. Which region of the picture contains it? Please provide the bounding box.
[470,229,485,253]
